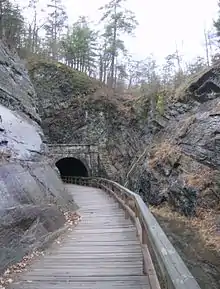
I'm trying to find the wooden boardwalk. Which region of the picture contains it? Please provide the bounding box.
[10,185,152,289]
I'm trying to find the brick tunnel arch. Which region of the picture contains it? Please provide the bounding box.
[55,157,88,179]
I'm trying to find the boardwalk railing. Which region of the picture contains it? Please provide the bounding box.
[62,176,201,289]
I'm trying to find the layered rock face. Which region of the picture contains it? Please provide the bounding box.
[29,58,220,217]
[128,68,220,216]
[28,59,146,181]
[0,42,77,274]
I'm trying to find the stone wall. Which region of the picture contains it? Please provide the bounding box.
[47,144,100,176]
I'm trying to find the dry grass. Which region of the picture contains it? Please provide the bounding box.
[193,208,220,250]
[148,141,181,168]
[183,168,214,190]
[151,204,220,252]
[85,88,137,118]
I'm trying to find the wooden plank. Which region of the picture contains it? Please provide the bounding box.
[26,268,142,276]
[92,178,202,289]
[9,185,151,289]
[20,276,150,282]
[11,278,150,289]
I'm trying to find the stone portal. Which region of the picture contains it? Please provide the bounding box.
[56,157,88,178]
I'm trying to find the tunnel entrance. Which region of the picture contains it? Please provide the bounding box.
[55,157,88,179]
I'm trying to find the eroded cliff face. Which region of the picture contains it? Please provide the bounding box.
[128,68,220,216]
[0,42,77,274]
[28,59,220,289]
[28,58,220,218]
[28,59,146,181]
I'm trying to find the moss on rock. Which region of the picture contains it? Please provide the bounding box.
[27,58,100,99]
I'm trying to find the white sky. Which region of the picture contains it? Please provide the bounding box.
[20,0,219,64]
[63,0,219,64]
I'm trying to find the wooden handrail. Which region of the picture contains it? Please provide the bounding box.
[63,176,201,289]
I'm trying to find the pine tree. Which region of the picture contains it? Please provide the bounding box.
[24,0,45,54]
[44,0,68,59]
[0,0,24,47]
[99,0,138,88]
[61,17,98,75]
[214,1,220,43]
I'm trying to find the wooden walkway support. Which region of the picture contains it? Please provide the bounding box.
[9,177,201,289]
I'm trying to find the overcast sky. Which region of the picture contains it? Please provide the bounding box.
[21,0,219,64]
[63,0,219,64]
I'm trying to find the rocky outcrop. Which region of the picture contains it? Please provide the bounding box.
[128,67,220,216]
[0,41,78,274]
[28,59,146,182]
[28,57,220,217]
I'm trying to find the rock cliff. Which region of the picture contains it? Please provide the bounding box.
[128,68,220,217]
[28,59,146,181]
[27,58,220,289]
[0,42,78,274]
[28,57,220,218]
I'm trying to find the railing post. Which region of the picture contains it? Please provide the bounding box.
[134,202,140,238]
[141,221,148,275]
[124,196,129,219]
[134,201,138,218]
[118,190,122,209]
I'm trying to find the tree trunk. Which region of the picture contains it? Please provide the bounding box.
[99,55,103,82]
[31,9,37,53]
[128,77,133,89]
[110,4,117,89]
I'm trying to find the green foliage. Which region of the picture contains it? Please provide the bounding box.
[99,0,138,87]
[0,0,215,97]
[0,0,25,47]
[61,16,98,75]
[156,93,165,115]
[44,0,68,59]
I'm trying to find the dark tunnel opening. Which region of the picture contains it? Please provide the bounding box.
[55,157,88,180]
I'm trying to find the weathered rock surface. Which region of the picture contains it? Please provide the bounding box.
[0,104,44,161]
[128,67,220,216]
[0,43,39,123]
[28,57,220,217]
[27,54,220,289]
[0,41,78,274]
[28,59,146,181]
